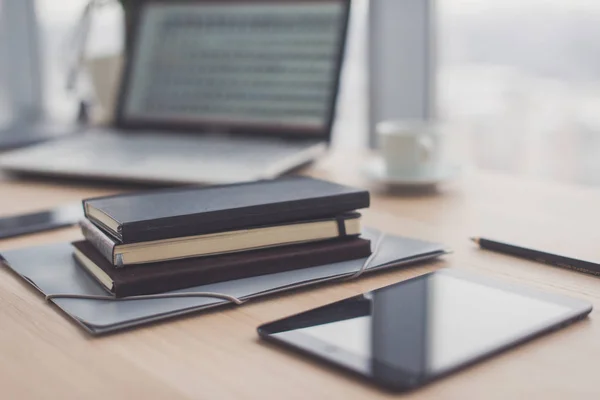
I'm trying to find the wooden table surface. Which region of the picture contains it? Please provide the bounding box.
[1,152,600,399]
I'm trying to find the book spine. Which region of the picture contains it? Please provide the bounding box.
[79,219,117,266]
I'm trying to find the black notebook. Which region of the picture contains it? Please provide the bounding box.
[72,237,373,297]
[80,213,362,266]
[83,177,370,243]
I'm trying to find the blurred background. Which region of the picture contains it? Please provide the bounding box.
[6,0,600,185]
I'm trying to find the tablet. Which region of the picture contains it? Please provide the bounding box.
[258,269,592,392]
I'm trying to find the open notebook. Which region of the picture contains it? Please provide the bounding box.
[0,229,448,335]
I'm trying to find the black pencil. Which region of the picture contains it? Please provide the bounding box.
[471,237,600,278]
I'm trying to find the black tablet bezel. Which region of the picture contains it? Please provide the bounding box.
[257,269,592,392]
[113,0,351,143]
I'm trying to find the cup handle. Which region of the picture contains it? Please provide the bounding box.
[417,135,434,162]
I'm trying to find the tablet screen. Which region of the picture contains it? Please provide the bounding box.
[261,270,590,389]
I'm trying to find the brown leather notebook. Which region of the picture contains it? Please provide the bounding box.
[72,238,372,298]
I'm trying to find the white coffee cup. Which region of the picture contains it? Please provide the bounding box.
[377,120,443,177]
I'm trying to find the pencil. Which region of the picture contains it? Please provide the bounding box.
[471,237,600,278]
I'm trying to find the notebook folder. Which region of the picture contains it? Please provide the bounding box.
[0,229,448,335]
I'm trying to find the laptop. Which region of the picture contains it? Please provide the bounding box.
[0,0,350,184]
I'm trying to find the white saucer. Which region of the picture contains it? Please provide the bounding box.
[361,159,461,187]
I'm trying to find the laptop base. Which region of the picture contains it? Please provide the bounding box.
[0,130,325,185]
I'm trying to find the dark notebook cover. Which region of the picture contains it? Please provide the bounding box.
[72,237,372,298]
[82,176,370,243]
[80,212,361,267]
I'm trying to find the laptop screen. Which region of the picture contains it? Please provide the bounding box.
[119,0,349,136]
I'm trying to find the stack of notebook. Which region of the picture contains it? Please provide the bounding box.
[73,177,372,297]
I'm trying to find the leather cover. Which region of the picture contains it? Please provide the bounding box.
[82,176,370,243]
[72,237,372,297]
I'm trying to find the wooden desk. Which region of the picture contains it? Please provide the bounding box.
[1,153,599,399]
